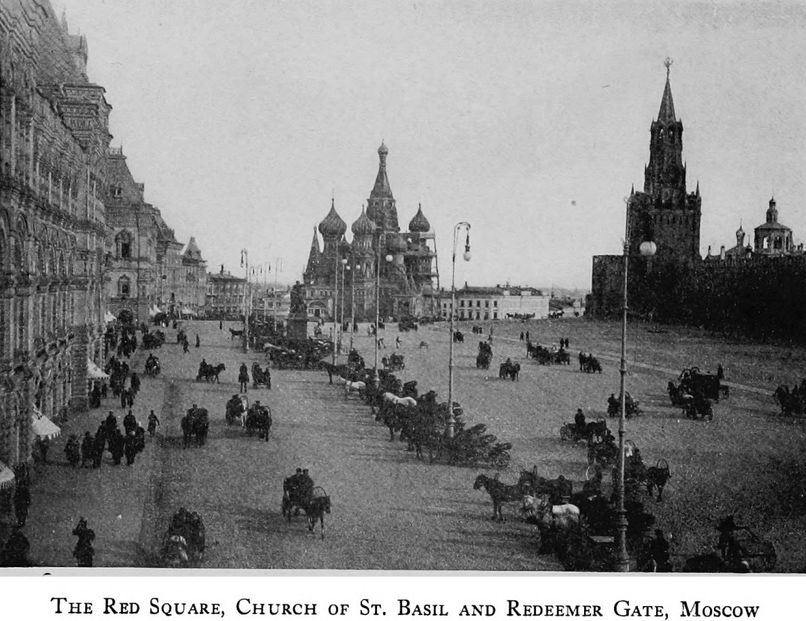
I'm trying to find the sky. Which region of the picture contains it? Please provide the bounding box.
[52,0,806,290]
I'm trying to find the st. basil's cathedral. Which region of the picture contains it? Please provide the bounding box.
[303,143,439,321]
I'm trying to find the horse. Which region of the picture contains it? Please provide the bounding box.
[244,405,272,441]
[303,495,331,540]
[181,408,209,447]
[521,494,580,530]
[383,392,417,407]
[343,380,366,397]
[498,361,521,381]
[473,474,524,521]
[229,328,244,339]
[645,460,671,501]
[198,363,225,383]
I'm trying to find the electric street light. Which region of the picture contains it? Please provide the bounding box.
[240,248,249,352]
[373,236,393,389]
[339,257,347,355]
[332,243,341,365]
[447,222,471,439]
[615,199,656,572]
[346,262,355,353]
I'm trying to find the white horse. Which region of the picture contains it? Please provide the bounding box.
[521,494,580,530]
[382,393,417,407]
[344,380,366,395]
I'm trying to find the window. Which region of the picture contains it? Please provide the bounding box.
[118,275,131,298]
[493,301,498,307]
[115,230,133,259]
[774,237,783,250]
[476,300,481,307]
[493,312,498,319]
[460,300,465,307]
[485,301,489,308]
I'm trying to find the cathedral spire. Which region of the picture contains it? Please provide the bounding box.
[305,227,321,276]
[658,57,676,122]
[371,141,393,198]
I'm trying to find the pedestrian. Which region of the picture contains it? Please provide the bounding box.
[110,429,125,466]
[100,382,108,399]
[395,336,401,349]
[92,431,105,468]
[124,433,138,466]
[120,388,127,409]
[147,410,160,437]
[219,320,223,330]
[80,432,94,467]
[520,331,524,341]
[717,363,724,381]
[378,337,385,349]
[126,389,135,408]
[526,331,530,341]
[64,434,80,467]
[238,363,249,393]
[13,481,31,527]
[195,334,200,348]
[183,339,189,354]
[72,518,95,568]
[265,367,272,390]
[36,437,50,463]
[130,372,140,396]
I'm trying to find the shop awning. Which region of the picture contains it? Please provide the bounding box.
[104,311,116,323]
[0,461,14,491]
[180,307,197,316]
[87,358,110,380]
[32,408,61,440]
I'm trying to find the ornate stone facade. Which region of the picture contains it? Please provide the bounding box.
[0,1,109,467]
[303,143,439,321]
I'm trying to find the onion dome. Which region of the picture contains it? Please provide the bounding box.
[351,206,377,237]
[378,141,388,156]
[408,203,430,233]
[388,234,407,254]
[318,199,347,238]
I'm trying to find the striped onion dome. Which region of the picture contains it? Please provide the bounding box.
[408,204,430,233]
[351,206,377,237]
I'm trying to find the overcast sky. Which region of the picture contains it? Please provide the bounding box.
[53,0,806,290]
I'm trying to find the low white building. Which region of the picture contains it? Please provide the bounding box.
[440,285,550,321]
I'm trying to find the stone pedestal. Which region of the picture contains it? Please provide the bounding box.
[286,314,308,342]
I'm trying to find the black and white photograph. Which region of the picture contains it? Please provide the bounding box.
[1,0,806,583]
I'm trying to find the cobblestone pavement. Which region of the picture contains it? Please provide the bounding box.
[18,318,806,570]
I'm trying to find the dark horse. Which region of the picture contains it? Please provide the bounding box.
[181,408,209,447]
[282,482,331,539]
[197,363,226,383]
[229,328,244,339]
[473,474,523,521]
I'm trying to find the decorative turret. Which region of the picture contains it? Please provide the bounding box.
[736,223,745,247]
[766,196,778,224]
[318,199,347,239]
[408,204,431,233]
[304,227,321,278]
[644,58,686,200]
[367,142,399,232]
[351,206,377,237]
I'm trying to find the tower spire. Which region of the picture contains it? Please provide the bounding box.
[658,57,676,122]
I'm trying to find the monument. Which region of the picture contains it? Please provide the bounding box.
[287,281,309,341]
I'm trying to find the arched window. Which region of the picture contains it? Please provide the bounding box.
[762,237,769,250]
[115,230,133,259]
[118,275,131,298]
[773,236,783,250]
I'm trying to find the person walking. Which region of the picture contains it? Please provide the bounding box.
[238,363,249,393]
[80,432,94,467]
[195,334,200,348]
[182,338,190,354]
[395,336,401,349]
[219,320,223,330]
[72,518,95,568]
[13,481,31,527]
[36,437,50,464]
[147,410,160,437]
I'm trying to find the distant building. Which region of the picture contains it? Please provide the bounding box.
[206,267,246,318]
[441,285,549,321]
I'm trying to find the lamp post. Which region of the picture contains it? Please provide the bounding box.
[240,248,249,352]
[339,257,348,354]
[373,235,393,389]
[332,244,341,365]
[447,222,471,439]
[346,261,355,353]
[272,258,282,330]
[615,199,656,572]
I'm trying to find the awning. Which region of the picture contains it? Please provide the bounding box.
[104,311,116,323]
[32,408,61,440]
[0,461,14,491]
[181,307,197,316]
[87,358,110,380]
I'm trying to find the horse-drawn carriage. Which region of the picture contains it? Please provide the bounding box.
[452,330,464,343]
[142,330,165,350]
[282,476,331,539]
[683,518,776,573]
[161,508,205,567]
[560,416,608,444]
[225,394,248,426]
[244,401,272,440]
[498,359,520,381]
[181,407,209,447]
[383,353,405,372]
[398,317,418,332]
[672,367,728,402]
[621,446,672,501]
[476,341,493,369]
[578,352,602,373]
[527,342,570,365]
[251,362,271,388]
[773,382,806,417]
[440,423,512,468]
[144,355,161,377]
[607,392,642,418]
[197,361,225,383]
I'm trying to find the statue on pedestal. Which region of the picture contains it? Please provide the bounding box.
[290,281,307,316]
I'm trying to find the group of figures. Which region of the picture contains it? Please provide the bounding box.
[773,379,806,417]
[281,468,331,539]
[225,394,272,440]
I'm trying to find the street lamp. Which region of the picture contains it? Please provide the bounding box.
[373,236,393,388]
[240,248,249,352]
[615,200,656,572]
[339,257,347,354]
[332,243,341,365]
[346,261,355,353]
[447,222,471,439]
